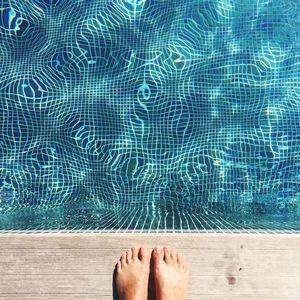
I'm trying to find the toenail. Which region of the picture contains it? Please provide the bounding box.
[155,246,162,253]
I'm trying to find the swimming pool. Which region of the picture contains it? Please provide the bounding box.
[0,0,299,232]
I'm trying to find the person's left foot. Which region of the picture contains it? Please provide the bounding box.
[115,246,150,300]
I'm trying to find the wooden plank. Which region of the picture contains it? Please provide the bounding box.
[0,296,299,300]
[0,248,299,276]
[0,234,299,299]
[0,296,101,300]
[0,274,299,297]
[0,233,299,250]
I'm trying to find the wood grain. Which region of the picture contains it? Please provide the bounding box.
[0,233,299,299]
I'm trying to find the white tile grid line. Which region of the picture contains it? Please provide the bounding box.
[0,229,298,234]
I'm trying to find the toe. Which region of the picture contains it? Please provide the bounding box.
[177,252,185,268]
[152,246,163,262]
[139,245,150,262]
[132,246,139,260]
[126,248,132,263]
[163,246,172,264]
[116,261,121,272]
[121,252,127,268]
[170,248,178,263]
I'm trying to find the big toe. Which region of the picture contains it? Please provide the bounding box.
[152,246,164,263]
[177,252,185,269]
[139,245,150,262]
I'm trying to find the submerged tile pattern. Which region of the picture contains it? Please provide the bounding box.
[0,0,299,231]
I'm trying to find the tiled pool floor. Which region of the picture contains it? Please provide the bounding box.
[1,0,299,231]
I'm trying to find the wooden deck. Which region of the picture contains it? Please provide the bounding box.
[0,233,299,299]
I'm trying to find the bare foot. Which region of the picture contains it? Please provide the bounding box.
[115,246,150,300]
[152,246,189,300]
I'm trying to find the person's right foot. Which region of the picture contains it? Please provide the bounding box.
[152,246,189,300]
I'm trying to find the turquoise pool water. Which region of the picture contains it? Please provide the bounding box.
[0,0,299,231]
